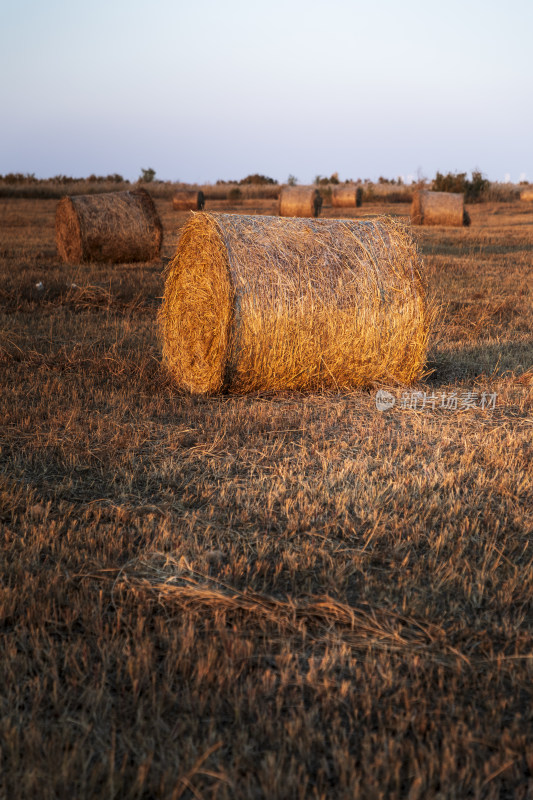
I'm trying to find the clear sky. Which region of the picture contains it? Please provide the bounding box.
[2,0,532,184]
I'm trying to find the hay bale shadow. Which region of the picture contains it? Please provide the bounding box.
[426,340,533,383]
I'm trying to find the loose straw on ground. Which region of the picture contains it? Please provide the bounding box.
[56,189,162,263]
[411,190,469,227]
[160,212,429,394]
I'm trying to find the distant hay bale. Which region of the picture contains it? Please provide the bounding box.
[520,189,533,202]
[411,190,468,227]
[56,189,162,264]
[160,212,429,394]
[331,184,363,208]
[279,186,322,217]
[172,190,205,211]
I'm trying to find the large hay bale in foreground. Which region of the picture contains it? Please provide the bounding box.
[331,184,363,208]
[172,190,205,211]
[56,189,162,264]
[160,212,428,394]
[411,190,468,227]
[279,186,322,217]
[520,189,533,202]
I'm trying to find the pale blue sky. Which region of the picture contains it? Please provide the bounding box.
[2,0,532,183]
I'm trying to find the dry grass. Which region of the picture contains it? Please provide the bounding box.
[160,212,429,393]
[0,194,532,799]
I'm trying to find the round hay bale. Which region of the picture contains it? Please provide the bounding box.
[331,184,363,208]
[279,186,322,217]
[56,189,162,264]
[411,190,466,227]
[172,190,205,211]
[160,212,429,394]
[520,189,533,202]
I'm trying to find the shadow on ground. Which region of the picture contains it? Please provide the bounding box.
[426,339,533,383]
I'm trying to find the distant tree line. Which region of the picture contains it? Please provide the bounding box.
[1,168,516,205]
[0,173,127,184]
[216,174,278,186]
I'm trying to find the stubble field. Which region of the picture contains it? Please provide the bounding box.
[1,194,532,799]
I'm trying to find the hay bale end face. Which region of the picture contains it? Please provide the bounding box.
[172,190,205,211]
[160,212,429,394]
[411,190,466,227]
[331,184,363,208]
[520,189,533,202]
[279,186,323,217]
[55,189,162,264]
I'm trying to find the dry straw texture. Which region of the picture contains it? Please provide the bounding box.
[411,190,468,227]
[520,188,533,202]
[172,190,206,211]
[55,188,162,264]
[279,186,323,217]
[331,184,363,208]
[160,212,429,394]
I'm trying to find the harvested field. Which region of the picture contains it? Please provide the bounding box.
[1,193,532,799]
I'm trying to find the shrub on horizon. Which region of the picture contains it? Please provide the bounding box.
[433,170,490,202]
[239,174,278,185]
[139,167,156,183]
